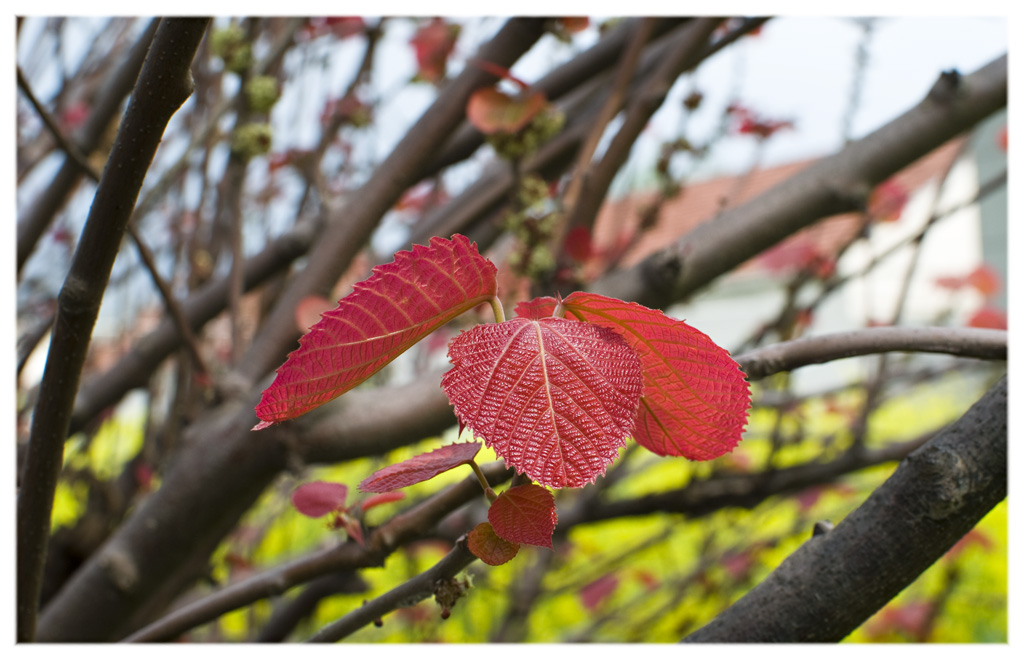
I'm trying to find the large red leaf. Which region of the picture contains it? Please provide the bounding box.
[254,235,497,428]
[558,292,750,461]
[442,317,643,488]
[487,484,557,549]
[467,522,520,566]
[358,442,482,493]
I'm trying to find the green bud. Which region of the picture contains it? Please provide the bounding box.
[210,25,252,73]
[245,76,280,113]
[231,123,273,159]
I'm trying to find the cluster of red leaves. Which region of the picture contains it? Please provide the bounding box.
[727,103,794,139]
[411,18,460,84]
[257,235,750,564]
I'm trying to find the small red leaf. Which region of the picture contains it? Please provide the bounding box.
[868,178,909,223]
[967,306,1007,329]
[442,317,643,488]
[965,264,1001,298]
[579,573,619,611]
[359,491,407,511]
[294,295,334,332]
[467,522,520,566]
[488,484,557,549]
[514,296,559,319]
[292,481,348,518]
[411,18,459,84]
[466,87,547,135]
[254,235,497,426]
[558,292,750,461]
[358,442,482,493]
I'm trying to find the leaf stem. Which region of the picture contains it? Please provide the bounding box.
[489,296,506,324]
[468,460,498,503]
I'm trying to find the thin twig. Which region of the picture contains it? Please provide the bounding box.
[736,326,1006,381]
[306,540,476,643]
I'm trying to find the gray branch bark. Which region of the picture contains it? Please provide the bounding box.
[592,54,1008,308]
[17,17,209,642]
[683,376,1006,642]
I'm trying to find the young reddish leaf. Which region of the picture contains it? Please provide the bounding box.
[557,17,590,34]
[967,306,1007,329]
[294,295,334,332]
[579,573,619,611]
[467,522,520,566]
[466,87,547,135]
[868,178,909,223]
[514,296,558,319]
[292,481,348,518]
[358,442,482,493]
[254,235,497,428]
[410,18,459,84]
[488,484,557,549]
[558,292,750,461]
[965,264,1001,298]
[442,317,643,488]
[359,491,407,511]
[563,226,594,262]
[333,512,365,546]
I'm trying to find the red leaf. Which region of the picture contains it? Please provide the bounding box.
[410,18,459,84]
[488,484,557,548]
[965,264,1001,298]
[563,226,594,262]
[359,491,407,511]
[466,87,547,135]
[292,481,348,518]
[254,235,497,427]
[868,179,909,223]
[557,17,590,34]
[358,442,482,493]
[579,573,619,611]
[294,295,334,332]
[467,522,520,566]
[514,296,558,319]
[558,292,750,460]
[967,306,1007,330]
[441,317,643,488]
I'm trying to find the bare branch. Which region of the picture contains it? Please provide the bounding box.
[17,18,209,642]
[682,376,1006,642]
[736,327,1006,381]
[593,54,1008,308]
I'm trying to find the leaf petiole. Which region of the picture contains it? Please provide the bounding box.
[468,459,498,503]
[489,296,506,324]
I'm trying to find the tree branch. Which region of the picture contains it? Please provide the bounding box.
[682,376,1006,642]
[120,462,511,642]
[736,327,1006,380]
[592,54,1008,308]
[18,18,209,642]
[306,539,477,643]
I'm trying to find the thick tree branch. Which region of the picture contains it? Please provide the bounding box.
[682,376,1006,642]
[592,54,1007,308]
[18,18,209,642]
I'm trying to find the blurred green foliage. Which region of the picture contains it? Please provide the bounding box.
[50,368,1006,642]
